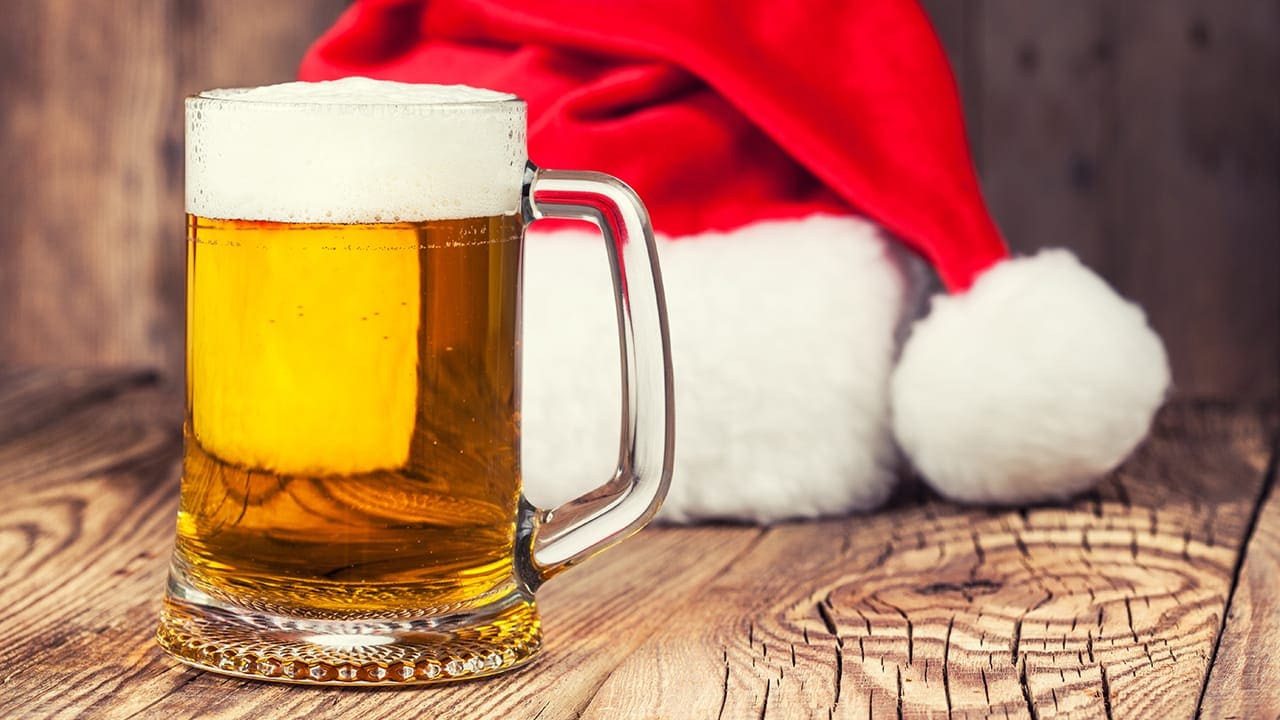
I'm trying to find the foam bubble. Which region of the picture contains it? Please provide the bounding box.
[187,78,526,223]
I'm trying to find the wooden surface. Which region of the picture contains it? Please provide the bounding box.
[0,0,1277,402]
[1200,450,1280,719]
[0,368,1276,719]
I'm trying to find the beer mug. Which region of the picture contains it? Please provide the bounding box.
[156,79,674,684]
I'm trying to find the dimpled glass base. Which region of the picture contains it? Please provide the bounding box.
[157,587,542,685]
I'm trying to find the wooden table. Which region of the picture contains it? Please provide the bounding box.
[1,369,1276,719]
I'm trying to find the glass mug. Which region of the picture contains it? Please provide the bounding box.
[156,80,674,685]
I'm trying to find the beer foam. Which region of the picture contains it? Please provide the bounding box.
[187,78,526,223]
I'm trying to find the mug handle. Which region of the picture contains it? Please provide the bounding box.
[516,162,675,589]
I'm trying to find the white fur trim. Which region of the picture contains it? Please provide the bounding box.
[521,215,908,523]
[890,249,1170,505]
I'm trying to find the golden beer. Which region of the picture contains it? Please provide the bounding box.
[178,214,522,615]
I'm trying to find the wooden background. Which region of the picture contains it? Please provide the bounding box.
[0,0,1276,400]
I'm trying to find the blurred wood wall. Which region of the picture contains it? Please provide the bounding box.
[0,0,350,379]
[0,0,1276,400]
[922,0,1279,401]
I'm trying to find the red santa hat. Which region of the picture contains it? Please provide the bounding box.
[299,0,1170,521]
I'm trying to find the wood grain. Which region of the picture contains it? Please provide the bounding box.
[1200,432,1280,719]
[574,403,1279,719]
[0,368,762,720]
[1,369,1277,718]
[918,0,984,172]
[0,368,180,719]
[0,2,173,367]
[0,0,349,375]
[969,0,1280,401]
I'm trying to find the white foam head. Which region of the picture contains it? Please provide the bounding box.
[186,78,526,223]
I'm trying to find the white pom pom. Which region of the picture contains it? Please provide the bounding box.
[890,249,1170,505]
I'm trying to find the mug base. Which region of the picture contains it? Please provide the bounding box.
[156,585,542,685]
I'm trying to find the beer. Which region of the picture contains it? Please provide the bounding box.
[158,80,553,682]
[178,214,522,615]
[159,77,672,685]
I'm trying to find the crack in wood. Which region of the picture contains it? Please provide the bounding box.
[919,579,1002,596]
[869,541,894,571]
[1019,660,1039,720]
[877,598,913,665]
[1194,430,1280,718]
[1124,597,1140,643]
[852,605,872,635]
[906,618,914,666]
[969,530,987,574]
[1112,475,1132,509]
[816,601,838,637]
[758,677,770,720]
[839,527,854,556]
[833,637,843,708]
[943,616,954,718]
[1013,530,1031,559]
[895,665,904,720]
[1011,617,1023,665]
[1100,664,1116,720]
[716,650,730,720]
[1087,489,1105,519]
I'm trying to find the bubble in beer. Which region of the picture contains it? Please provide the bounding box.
[186,78,527,224]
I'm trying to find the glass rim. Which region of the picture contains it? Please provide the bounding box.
[186,89,525,110]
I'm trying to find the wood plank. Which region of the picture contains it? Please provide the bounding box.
[0,1,174,368]
[918,0,984,172]
[972,0,1107,263]
[116,528,763,720]
[0,367,160,441]
[1,370,1275,717]
[0,368,764,719]
[0,0,348,376]
[974,0,1280,401]
[1200,432,1280,718]
[0,370,180,719]
[575,403,1277,719]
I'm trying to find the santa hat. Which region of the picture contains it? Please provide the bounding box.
[299,0,1170,521]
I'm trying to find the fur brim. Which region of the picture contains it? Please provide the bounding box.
[521,215,908,523]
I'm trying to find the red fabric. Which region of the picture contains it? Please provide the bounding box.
[300,0,1007,291]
